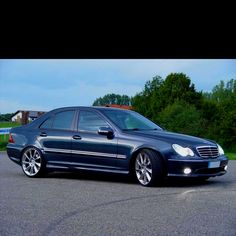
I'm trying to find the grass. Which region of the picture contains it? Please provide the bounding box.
[0,122,21,151]
[0,122,21,128]
[0,140,8,151]
[226,153,236,160]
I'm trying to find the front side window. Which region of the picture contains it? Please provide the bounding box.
[52,110,75,130]
[78,111,109,131]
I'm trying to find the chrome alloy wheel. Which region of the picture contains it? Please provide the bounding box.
[135,152,153,185]
[22,148,42,176]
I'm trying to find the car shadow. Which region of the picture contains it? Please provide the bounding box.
[45,170,221,187]
[46,170,134,184]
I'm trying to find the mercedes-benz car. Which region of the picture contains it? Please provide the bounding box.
[7,106,228,186]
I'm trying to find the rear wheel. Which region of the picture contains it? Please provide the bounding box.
[21,147,45,177]
[135,149,164,187]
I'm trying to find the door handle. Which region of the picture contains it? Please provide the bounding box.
[73,135,81,140]
[40,132,47,137]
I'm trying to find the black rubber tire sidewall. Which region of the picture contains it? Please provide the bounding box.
[135,149,164,187]
[21,147,46,178]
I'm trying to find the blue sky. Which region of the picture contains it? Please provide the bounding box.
[0,59,235,114]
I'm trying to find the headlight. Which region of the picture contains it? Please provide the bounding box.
[172,144,194,157]
[217,144,224,155]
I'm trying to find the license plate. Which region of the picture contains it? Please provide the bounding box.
[208,161,220,168]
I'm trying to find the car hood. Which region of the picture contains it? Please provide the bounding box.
[123,130,216,147]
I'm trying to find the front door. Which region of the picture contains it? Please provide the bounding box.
[71,110,125,172]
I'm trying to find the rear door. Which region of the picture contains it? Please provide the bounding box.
[38,109,76,166]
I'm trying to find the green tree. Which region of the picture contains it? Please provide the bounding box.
[204,79,236,150]
[131,75,163,118]
[0,113,14,122]
[132,73,202,121]
[159,73,202,109]
[93,93,131,106]
[158,100,205,136]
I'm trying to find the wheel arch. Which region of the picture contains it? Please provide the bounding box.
[129,146,168,175]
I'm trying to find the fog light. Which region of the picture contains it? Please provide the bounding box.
[183,168,192,175]
[224,165,228,171]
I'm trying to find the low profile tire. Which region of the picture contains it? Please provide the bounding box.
[135,149,164,187]
[21,147,45,178]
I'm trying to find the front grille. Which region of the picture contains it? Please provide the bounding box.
[196,146,219,159]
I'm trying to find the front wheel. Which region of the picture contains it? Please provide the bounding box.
[21,147,45,177]
[135,149,164,187]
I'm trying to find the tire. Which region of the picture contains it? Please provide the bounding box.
[21,147,46,178]
[134,149,164,187]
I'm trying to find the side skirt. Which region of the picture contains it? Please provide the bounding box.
[46,162,129,174]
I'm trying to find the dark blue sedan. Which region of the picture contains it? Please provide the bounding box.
[7,106,228,186]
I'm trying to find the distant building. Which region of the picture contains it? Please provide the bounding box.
[11,110,46,123]
[104,104,133,110]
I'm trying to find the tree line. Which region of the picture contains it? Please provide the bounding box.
[0,113,13,122]
[93,73,236,152]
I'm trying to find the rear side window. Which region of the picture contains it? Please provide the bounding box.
[78,111,109,131]
[52,110,75,130]
[40,117,53,129]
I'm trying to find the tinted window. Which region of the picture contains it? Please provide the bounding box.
[78,111,109,131]
[52,111,75,130]
[102,110,162,130]
[40,117,53,129]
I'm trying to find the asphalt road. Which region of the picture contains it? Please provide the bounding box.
[0,151,236,236]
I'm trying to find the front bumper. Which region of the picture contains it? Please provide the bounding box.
[167,155,228,177]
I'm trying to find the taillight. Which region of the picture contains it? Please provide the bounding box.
[9,134,14,143]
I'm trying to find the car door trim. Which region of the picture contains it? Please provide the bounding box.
[43,147,126,159]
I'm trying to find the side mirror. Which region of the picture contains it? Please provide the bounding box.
[98,127,114,136]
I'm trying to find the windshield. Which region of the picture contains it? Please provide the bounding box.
[102,109,163,131]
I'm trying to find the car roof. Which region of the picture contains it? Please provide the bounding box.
[50,106,131,113]
[26,106,132,129]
